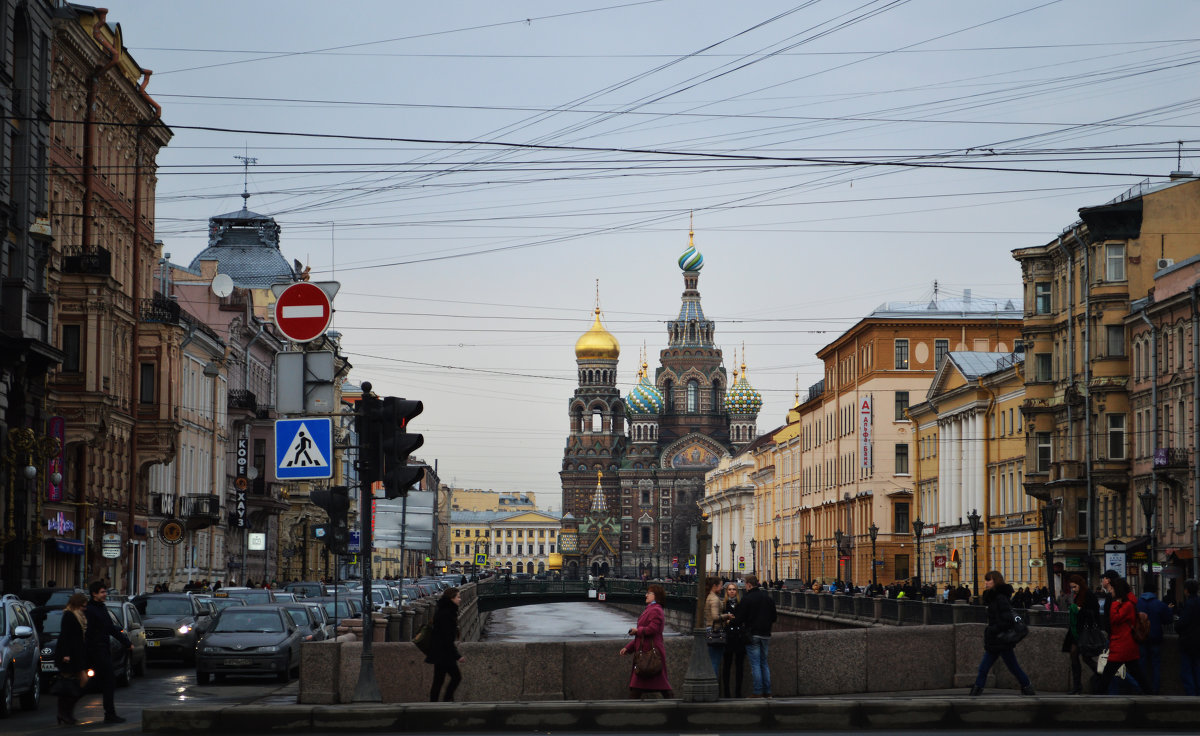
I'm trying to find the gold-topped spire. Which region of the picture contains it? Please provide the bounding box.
[741,341,748,375]
[794,373,801,408]
[575,281,620,360]
[731,346,739,381]
[689,211,694,249]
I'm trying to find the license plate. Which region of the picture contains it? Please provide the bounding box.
[147,640,160,647]
[223,658,253,666]
[41,662,58,672]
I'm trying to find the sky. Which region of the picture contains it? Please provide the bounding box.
[110,1,1200,511]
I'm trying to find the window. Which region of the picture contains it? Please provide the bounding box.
[935,339,949,369]
[1035,282,1052,314]
[893,501,910,534]
[895,391,909,421]
[139,363,155,404]
[894,554,910,581]
[1106,325,1125,357]
[1036,432,1052,472]
[895,444,909,474]
[1035,353,1052,382]
[1077,498,1088,538]
[1105,243,1126,281]
[591,410,603,432]
[686,380,699,413]
[894,339,909,370]
[62,324,81,372]
[1107,414,1126,460]
[641,527,650,545]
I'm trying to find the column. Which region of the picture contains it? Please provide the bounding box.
[972,412,985,517]
[938,420,948,525]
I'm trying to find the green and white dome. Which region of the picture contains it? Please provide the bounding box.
[724,362,762,415]
[627,361,664,415]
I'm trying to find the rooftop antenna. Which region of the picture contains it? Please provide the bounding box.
[1179,140,1185,172]
[233,145,257,208]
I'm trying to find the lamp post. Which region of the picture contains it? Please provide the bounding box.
[750,537,757,575]
[1041,500,1060,610]
[772,536,780,584]
[681,514,718,702]
[730,541,737,579]
[714,544,720,576]
[1139,488,1156,594]
[834,529,845,584]
[912,518,925,591]
[967,509,981,602]
[805,532,814,584]
[868,522,879,588]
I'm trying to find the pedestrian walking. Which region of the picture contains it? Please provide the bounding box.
[1176,579,1200,695]
[1137,587,1173,694]
[703,577,724,677]
[84,581,132,723]
[619,584,672,699]
[426,587,465,702]
[732,574,776,698]
[1093,570,1148,694]
[720,581,746,697]
[54,593,89,724]
[969,570,1036,696]
[1062,574,1102,694]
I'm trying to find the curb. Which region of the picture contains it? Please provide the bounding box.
[142,695,1200,732]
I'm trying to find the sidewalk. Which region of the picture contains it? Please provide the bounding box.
[142,688,1200,733]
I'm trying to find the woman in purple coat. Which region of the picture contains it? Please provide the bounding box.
[619,584,672,698]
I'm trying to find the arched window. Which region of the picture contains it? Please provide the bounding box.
[592,410,603,432]
[663,380,674,412]
[687,380,699,413]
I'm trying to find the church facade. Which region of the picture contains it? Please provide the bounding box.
[559,234,761,579]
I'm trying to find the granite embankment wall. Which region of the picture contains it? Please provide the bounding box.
[302,622,1196,704]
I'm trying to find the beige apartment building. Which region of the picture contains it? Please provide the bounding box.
[701,434,775,579]
[1013,175,1200,593]
[773,297,1022,586]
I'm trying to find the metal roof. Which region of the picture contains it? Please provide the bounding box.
[948,351,1021,379]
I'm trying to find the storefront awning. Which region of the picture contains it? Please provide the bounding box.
[54,539,84,555]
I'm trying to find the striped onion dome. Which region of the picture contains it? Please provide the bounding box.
[724,362,763,415]
[678,242,704,272]
[627,362,664,415]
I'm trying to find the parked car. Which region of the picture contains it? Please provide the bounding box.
[217,587,277,606]
[197,595,248,614]
[283,581,324,599]
[106,600,147,680]
[272,592,297,603]
[307,596,358,624]
[194,606,304,685]
[274,604,326,642]
[39,606,140,690]
[131,593,213,664]
[0,594,40,716]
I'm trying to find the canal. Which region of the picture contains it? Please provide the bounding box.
[481,601,686,642]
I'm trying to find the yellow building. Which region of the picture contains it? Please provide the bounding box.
[701,434,776,579]
[448,510,560,575]
[450,488,538,512]
[772,296,1023,586]
[909,352,1036,594]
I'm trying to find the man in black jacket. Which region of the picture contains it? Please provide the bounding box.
[732,575,777,697]
[84,580,132,723]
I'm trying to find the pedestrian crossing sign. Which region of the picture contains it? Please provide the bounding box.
[475,553,487,565]
[275,418,333,480]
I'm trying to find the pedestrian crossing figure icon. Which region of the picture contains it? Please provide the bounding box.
[275,418,333,480]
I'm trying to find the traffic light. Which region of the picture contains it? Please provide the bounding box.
[380,396,424,499]
[356,391,382,487]
[310,485,350,554]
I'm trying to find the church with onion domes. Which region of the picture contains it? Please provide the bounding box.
[558,228,762,580]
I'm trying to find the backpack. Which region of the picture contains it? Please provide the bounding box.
[1133,611,1151,643]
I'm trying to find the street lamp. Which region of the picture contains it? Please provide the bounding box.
[772,536,780,583]
[912,518,925,591]
[750,537,757,575]
[715,544,720,576]
[868,522,879,588]
[805,532,814,583]
[1138,488,1156,594]
[967,509,981,601]
[730,541,737,579]
[1041,500,1061,610]
[834,529,845,585]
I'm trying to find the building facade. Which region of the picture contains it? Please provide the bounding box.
[448,509,560,575]
[450,489,538,512]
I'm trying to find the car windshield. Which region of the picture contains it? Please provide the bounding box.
[42,609,64,634]
[46,591,74,607]
[320,601,351,619]
[138,598,193,616]
[209,598,245,611]
[285,609,308,626]
[213,611,284,633]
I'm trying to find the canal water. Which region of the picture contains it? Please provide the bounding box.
[482,601,675,642]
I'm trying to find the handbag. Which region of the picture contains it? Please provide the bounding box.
[50,672,86,698]
[412,623,434,656]
[1077,627,1108,658]
[996,612,1029,645]
[705,626,727,646]
[631,636,662,679]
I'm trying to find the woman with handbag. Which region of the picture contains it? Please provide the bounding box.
[1062,574,1103,694]
[426,587,465,702]
[54,593,89,725]
[703,577,725,677]
[619,584,671,698]
[720,582,746,698]
[969,571,1036,696]
[1094,570,1147,694]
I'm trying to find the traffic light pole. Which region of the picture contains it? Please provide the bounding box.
[352,383,382,702]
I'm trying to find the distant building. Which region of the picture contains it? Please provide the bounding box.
[448,510,560,575]
[450,488,538,512]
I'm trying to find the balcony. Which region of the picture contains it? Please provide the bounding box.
[62,246,111,276]
[152,494,175,517]
[140,294,222,343]
[181,494,221,529]
[228,389,258,421]
[1154,447,1189,469]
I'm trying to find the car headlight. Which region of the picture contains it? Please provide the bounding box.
[178,624,192,635]
[259,645,280,653]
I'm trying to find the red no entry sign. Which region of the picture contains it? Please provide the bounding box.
[274,282,332,342]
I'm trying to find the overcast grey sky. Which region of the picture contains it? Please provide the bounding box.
[113,1,1200,510]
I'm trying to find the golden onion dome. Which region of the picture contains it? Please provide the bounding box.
[575,307,620,360]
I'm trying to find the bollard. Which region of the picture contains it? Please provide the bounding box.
[386,611,401,642]
[922,598,935,626]
[401,608,415,641]
[872,596,882,623]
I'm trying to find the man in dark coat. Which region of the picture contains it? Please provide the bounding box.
[85,580,132,723]
[732,574,777,697]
